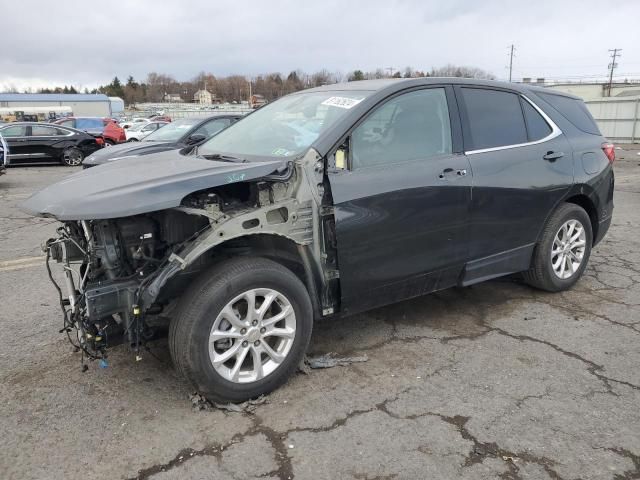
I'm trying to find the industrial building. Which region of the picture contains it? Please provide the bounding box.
[0,93,123,121]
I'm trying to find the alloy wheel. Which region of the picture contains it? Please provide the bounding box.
[209,288,297,383]
[551,219,587,279]
[63,149,83,166]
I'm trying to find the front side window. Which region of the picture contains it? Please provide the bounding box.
[199,91,372,159]
[462,88,527,150]
[0,125,27,137]
[143,118,201,142]
[351,88,452,169]
[193,118,231,138]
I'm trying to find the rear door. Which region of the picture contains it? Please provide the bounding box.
[327,86,472,314]
[28,124,67,159]
[455,86,573,284]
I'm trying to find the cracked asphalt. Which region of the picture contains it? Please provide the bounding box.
[1,148,639,480]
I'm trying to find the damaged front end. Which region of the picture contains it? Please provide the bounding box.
[45,209,208,361]
[36,149,339,364]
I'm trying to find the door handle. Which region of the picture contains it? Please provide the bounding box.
[543,151,564,162]
[439,168,467,180]
[438,168,454,179]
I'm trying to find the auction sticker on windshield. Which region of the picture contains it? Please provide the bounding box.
[321,96,364,109]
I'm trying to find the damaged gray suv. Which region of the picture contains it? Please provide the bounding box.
[23,78,615,402]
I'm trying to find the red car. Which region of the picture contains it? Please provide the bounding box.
[149,115,172,122]
[55,117,126,145]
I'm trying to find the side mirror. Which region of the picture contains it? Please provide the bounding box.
[187,133,206,145]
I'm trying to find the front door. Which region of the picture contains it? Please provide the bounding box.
[0,124,30,164]
[328,87,472,314]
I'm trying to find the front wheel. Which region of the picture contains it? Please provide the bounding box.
[523,203,592,292]
[169,257,313,403]
[61,147,84,166]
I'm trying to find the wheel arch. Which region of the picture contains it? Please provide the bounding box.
[564,193,598,244]
[150,233,324,320]
[534,185,600,247]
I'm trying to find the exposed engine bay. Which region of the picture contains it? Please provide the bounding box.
[44,157,339,365]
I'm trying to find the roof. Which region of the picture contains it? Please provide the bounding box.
[0,93,110,102]
[300,77,581,99]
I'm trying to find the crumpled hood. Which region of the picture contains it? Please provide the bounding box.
[83,141,173,166]
[20,150,286,220]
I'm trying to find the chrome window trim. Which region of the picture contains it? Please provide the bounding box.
[465,94,562,155]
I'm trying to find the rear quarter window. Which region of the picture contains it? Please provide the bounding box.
[537,92,600,135]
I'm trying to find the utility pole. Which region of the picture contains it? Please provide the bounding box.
[385,67,395,77]
[607,48,622,97]
[508,44,516,82]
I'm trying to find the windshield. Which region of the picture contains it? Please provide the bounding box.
[199,91,371,159]
[143,118,201,142]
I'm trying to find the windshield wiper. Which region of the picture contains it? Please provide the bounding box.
[200,153,247,163]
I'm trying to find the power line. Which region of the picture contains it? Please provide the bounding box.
[607,48,622,96]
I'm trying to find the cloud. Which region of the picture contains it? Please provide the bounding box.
[2,0,639,90]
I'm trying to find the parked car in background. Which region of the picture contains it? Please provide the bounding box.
[0,122,103,166]
[125,121,169,142]
[83,115,242,167]
[22,78,614,402]
[0,133,7,175]
[54,117,126,145]
[119,118,150,130]
[149,115,172,122]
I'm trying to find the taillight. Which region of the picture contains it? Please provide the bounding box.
[602,142,615,163]
[95,137,104,146]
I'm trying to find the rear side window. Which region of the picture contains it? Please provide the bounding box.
[537,92,600,135]
[521,100,552,141]
[461,88,527,150]
[31,125,61,136]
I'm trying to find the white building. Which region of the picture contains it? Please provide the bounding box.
[0,93,116,119]
[193,89,212,105]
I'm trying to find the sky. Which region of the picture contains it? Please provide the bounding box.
[2,0,639,91]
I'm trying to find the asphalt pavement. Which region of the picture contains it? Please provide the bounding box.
[1,150,639,480]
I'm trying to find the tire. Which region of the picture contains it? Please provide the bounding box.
[169,257,313,403]
[104,139,116,146]
[61,147,84,166]
[523,203,592,292]
[127,138,138,142]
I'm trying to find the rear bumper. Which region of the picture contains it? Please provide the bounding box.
[594,215,612,246]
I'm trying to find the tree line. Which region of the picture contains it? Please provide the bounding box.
[25,65,495,105]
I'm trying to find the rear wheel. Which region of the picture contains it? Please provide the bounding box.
[523,203,592,292]
[169,257,313,403]
[61,147,84,166]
